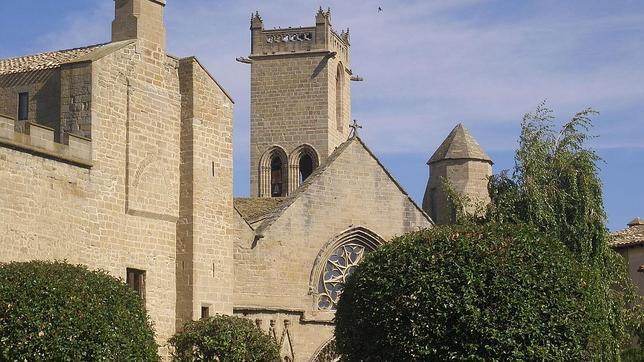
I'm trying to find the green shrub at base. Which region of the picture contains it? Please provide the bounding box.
[0,260,158,361]
[169,315,280,362]
[335,224,626,361]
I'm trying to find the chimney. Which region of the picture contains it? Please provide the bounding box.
[112,0,166,48]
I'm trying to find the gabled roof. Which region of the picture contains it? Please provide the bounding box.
[611,217,644,248]
[234,197,286,224]
[0,44,106,75]
[428,123,492,165]
[245,136,433,235]
[0,40,137,76]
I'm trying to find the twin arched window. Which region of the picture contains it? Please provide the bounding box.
[260,145,319,197]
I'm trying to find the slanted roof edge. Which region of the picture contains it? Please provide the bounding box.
[254,136,435,236]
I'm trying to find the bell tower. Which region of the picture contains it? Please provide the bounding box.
[248,8,352,197]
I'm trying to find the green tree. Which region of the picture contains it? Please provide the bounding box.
[488,103,605,259]
[486,103,639,356]
[0,260,158,361]
[336,103,640,360]
[169,315,280,362]
[335,224,615,361]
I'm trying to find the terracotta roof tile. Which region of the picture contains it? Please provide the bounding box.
[611,222,644,248]
[0,43,107,75]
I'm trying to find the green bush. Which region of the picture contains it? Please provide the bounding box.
[335,224,623,361]
[0,260,158,361]
[169,315,280,362]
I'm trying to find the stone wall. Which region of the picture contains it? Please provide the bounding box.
[176,57,234,330]
[0,39,184,355]
[0,69,61,137]
[60,62,93,140]
[234,139,433,360]
[425,159,492,225]
[617,247,644,296]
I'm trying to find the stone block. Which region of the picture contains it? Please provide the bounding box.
[64,132,92,162]
[26,122,55,152]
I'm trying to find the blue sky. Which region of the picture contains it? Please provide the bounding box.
[1,0,642,231]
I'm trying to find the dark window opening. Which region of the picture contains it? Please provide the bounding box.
[299,154,314,185]
[335,65,343,132]
[126,268,146,302]
[271,156,284,197]
[18,92,29,121]
[201,306,210,319]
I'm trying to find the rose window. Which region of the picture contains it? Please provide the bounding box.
[317,243,369,310]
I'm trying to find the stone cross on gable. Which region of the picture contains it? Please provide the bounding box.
[349,119,362,138]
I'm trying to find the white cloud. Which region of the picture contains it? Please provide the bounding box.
[33,0,644,157]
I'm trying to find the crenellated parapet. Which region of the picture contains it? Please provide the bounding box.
[250,8,349,62]
[0,114,92,167]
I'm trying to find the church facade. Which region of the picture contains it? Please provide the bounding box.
[0,1,495,360]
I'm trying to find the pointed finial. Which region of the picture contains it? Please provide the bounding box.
[349,119,363,138]
[251,11,263,30]
[317,6,324,16]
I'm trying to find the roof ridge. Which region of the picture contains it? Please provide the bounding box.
[253,137,357,235]
[0,42,109,62]
[0,42,110,76]
[253,136,434,236]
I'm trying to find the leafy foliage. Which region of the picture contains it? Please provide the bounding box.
[336,103,641,360]
[335,224,621,361]
[169,315,280,362]
[485,103,640,355]
[0,260,158,361]
[488,102,605,259]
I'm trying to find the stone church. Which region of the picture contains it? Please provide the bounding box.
[3,0,602,360]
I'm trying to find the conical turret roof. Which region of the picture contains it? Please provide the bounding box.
[428,123,492,165]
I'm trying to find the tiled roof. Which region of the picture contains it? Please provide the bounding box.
[428,123,492,164]
[611,218,644,248]
[0,43,107,75]
[234,197,286,223]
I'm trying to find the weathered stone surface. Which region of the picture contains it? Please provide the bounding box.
[0,0,233,358]
[423,124,493,225]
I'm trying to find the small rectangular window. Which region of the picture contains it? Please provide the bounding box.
[18,92,29,121]
[201,306,210,319]
[126,268,146,301]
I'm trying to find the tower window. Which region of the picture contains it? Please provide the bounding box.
[18,92,29,121]
[126,268,146,302]
[271,156,284,197]
[335,64,344,132]
[299,153,314,185]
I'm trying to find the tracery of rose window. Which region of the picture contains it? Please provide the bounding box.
[317,243,369,310]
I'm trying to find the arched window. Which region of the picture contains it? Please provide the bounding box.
[260,146,288,197]
[311,227,384,310]
[271,156,284,197]
[288,145,319,194]
[335,63,344,132]
[299,153,314,184]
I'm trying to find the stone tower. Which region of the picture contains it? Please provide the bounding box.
[248,8,352,197]
[422,124,493,224]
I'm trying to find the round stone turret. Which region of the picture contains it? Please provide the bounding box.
[422,123,493,224]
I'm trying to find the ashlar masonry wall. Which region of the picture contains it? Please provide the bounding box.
[0,39,182,353]
[176,57,234,330]
[234,138,433,360]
